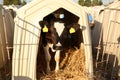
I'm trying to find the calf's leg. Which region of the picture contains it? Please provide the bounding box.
[43,44,51,74]
[54,50,60,72]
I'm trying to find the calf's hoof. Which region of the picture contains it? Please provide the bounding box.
[55,68,59,73]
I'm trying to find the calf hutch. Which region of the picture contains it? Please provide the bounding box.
[12,0,93,80]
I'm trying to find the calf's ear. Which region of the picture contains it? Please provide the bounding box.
[78,24,80,27]
[39,21,44,27]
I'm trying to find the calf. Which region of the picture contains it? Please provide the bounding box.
[39,19,82,73]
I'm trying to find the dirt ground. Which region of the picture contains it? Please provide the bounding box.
[37,45,87,80]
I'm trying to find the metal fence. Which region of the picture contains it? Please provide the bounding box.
[95,18,120,80]
[0,5,14,80]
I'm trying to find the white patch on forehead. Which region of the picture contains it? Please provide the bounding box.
[54,22,64,37]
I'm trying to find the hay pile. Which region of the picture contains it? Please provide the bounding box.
[37,45,88,80]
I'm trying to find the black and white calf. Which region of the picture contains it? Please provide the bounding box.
[39,16,82,73]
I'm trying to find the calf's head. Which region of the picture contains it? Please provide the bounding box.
[39,20,58,46]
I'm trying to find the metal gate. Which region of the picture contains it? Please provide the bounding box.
[0,5,14,80]
[95,10,120,80]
